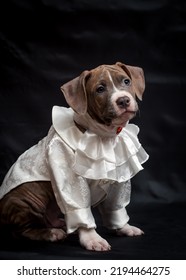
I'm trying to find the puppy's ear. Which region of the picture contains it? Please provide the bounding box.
[60,70,90,114]
[116,62,145,100]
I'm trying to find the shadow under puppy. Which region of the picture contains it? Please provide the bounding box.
[0,62,149,251]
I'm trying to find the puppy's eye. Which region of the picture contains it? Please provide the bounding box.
[123,78,131,86]
[96,85,105,93]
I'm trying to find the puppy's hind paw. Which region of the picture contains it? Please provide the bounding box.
[49,228,67,242]
[116,223,144,237]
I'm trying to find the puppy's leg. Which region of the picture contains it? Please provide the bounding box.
[116,223,144,236]
[0,181,67,242]
[78,227,111,251]
[21,227,66,242]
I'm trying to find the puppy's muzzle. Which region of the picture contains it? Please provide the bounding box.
[116,96,130,109]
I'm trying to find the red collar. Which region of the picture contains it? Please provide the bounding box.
[75,121,123,136]
[116,127,123,134]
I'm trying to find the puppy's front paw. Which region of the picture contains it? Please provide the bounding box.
[116,223,144,237]
[79,228,111,251]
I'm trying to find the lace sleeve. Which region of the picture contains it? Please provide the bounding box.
[46,127,96,233]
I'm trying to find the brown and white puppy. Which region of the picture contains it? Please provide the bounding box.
[0,62,146,251]
[62,62,144,133]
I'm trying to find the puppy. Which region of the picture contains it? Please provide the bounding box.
[0,62,149,251]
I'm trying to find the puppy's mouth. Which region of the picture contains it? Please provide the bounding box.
[103,110,137,127]
[122,110,137,115]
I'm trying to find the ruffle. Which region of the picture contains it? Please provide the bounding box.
[73,127,149,182]
[52,106,149,183]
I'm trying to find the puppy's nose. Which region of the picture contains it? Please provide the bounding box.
[116,96,130,108]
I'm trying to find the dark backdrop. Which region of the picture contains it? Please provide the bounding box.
[0,0,186,260]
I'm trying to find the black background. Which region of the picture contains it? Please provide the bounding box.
[0,0,186,259]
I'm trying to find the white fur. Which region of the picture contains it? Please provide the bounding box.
[79,225,144,251]
[116,223,144,236]
[79,228,111,251]
[111,90,136,115]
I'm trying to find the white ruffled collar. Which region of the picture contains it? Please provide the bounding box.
[52,106,149,183]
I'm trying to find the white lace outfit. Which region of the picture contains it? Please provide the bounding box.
[0,106,149,233]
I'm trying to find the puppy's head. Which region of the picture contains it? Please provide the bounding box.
[61,62,145,130]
